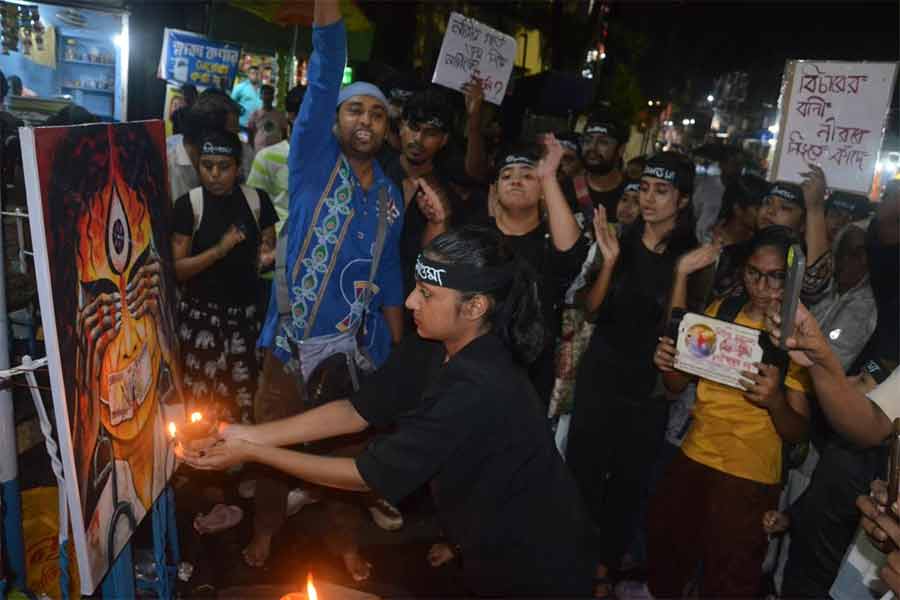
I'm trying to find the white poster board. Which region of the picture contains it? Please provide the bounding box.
[770,60,898,194]
[431,12,516,106]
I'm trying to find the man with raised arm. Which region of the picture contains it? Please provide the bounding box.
[250,0,404,579]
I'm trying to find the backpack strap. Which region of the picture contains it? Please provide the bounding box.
[189,186,204,235]
[274,223,291,316]
[240,184,261,229]
[713,293,748,323]
[368,186,389,287]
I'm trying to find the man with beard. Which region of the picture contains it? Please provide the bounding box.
[379,87,472,307]
[251,0,405,579]
[381,87,454,209]
[561,109,629,226]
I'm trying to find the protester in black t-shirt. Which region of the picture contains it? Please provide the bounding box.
[487,138,589,404]
[561,108,629,225]
[566,152,698,594]
[179,226,597,597]
[171,130,277,422]
[380,88,466,305]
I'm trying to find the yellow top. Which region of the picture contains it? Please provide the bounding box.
[680,300,811,484]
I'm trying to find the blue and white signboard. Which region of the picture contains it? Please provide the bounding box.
[158,28,241,91]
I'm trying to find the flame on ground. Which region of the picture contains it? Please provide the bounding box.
[307,573,318,600]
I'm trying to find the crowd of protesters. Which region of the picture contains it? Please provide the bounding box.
[167,7,899,597]
[1,0,884,595]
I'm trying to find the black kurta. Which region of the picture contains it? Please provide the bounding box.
[352,333,596,596]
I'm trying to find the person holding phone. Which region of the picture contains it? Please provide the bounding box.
[643,226,812,599]
[171,129,278,422]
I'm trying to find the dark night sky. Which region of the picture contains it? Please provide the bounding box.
[611,1,899,106]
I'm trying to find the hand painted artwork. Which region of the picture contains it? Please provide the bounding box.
[21,120,185,593]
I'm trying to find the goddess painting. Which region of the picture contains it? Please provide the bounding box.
[26,121,183,591]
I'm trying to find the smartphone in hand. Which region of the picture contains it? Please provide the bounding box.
[778,244,806,350]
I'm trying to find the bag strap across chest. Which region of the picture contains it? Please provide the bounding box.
[189,184,261,235]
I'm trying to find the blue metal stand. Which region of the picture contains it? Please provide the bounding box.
[100,538,135,599]
[148,485,178,599]
[1,478,26,591]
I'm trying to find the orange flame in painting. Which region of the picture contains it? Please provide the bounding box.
[307,573,318,600]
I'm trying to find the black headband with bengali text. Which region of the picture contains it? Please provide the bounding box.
[499,154,537,170]
[623,180,640,194]
[584,124,613,137]
[642,164,678,184]
[415,254,514,292]
[200,141,239,158]
[404,113,447,131]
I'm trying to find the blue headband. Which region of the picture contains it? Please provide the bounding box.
[337,81,388,108]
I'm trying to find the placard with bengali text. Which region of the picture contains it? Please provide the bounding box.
[771,60,898,194]
[431,12,516,106]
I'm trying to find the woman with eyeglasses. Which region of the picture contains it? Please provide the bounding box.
[646,225,813,598]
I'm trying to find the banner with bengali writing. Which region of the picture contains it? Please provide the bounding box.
[770,60,898,194]
[157,28,241,92]
[431,12,516,106]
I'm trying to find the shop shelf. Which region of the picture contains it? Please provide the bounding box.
[61,59,115,67]
[60,86,115,95]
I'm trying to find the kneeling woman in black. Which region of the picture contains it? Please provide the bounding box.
[180,225,597,596]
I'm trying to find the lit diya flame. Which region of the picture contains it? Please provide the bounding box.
[168,422,176,438]
[190,411,203,423]
[307,573,318,600]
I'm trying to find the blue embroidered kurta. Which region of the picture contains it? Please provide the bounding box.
[259,19,404,369]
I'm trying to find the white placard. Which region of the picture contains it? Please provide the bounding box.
[674,313,763,390]
[771,60,898,194]
[431,12,516,106]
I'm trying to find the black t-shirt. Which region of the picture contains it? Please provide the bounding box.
[561,175,626,223]
[583,224,696,398]
[173,186,277,306]
[485,218,589,340]
[352,333,595,596]
[485,218,589,402]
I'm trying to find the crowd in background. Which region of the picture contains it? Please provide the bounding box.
[0,12,898,596]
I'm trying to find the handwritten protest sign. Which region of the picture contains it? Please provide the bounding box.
[771,60,898,194]
[432,12,516,105]
[158,28,241,91]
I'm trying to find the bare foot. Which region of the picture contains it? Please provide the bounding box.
[762,510,790,535]
[427,542,455,567]
[594,563,612,599]
[242,532,272,568]
[342,551,372,582]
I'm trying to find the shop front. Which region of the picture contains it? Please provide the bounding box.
[0,1,128,122]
